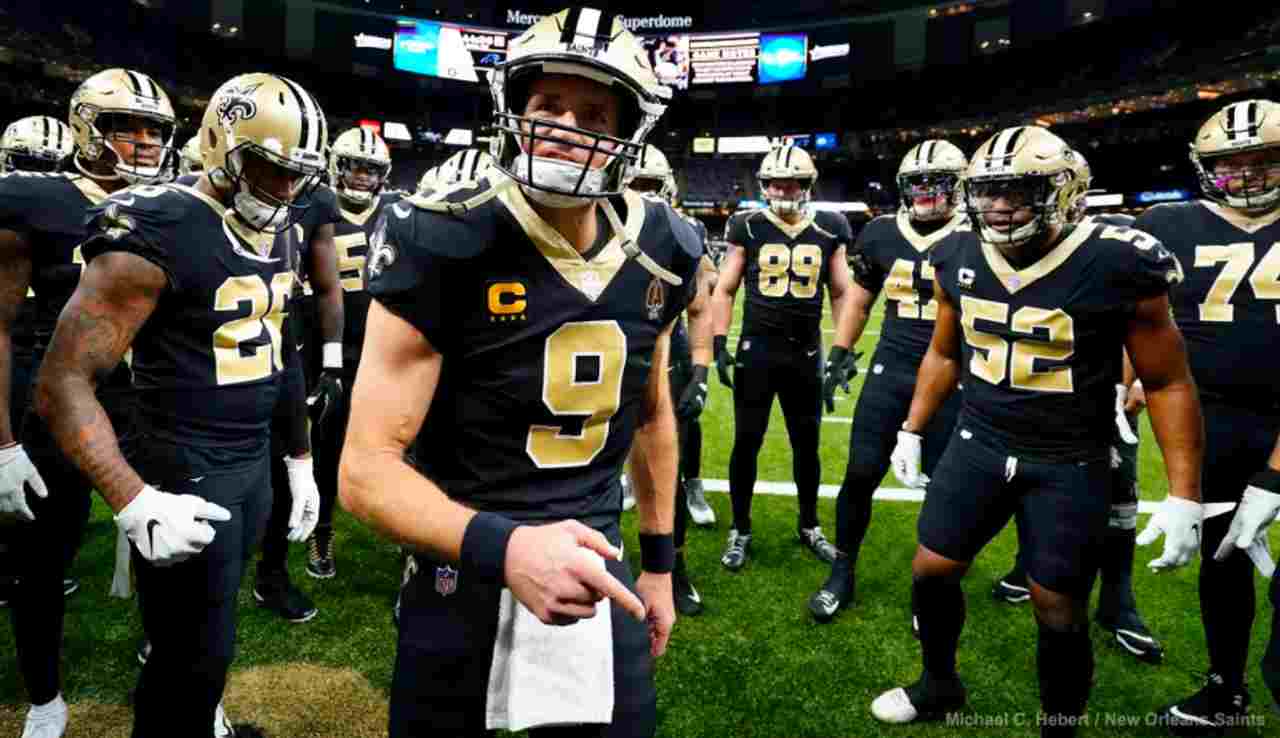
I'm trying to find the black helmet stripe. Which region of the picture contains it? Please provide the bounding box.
[54,118,64,152]
[784,145,793,168]
[1228,103,1242,141]
[361,128,370,155]
[141,73,160,100]
[124,70,144,95]
[560,7,604,46]
[41,116,50,150]
[278,76,316,153]
[924,140,937,163]
[1248,100,1260,136]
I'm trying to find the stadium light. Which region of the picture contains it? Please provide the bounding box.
[212,22,221,30]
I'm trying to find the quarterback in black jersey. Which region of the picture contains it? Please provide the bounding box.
[0,69,175,738]
[808,139,968,623]
[1135,99,1280,730]
[991,151,1167,665]
[872,126,1202,737]
[712,144,857,571]
[36,73,328,738]
[340,10,694,737]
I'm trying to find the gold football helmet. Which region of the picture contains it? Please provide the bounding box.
[201,73,328,232]
[1190,99,1280,214]
[897,139,967,221]
[329,127,393,206]
[488,7,669,207]
[1,116,73,172]
[628,144,677,204]
[68,68,176,184]
[758,144,818,216]
[178,135,203,176]
[415,164,441,194]
[964,126,1086,249]
[436,148,494,189]
[1065,149,1092,223]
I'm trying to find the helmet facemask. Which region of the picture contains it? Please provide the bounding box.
[965,172,1070,254]
[761,176,814,217]
[73,110,175,185]
[217,146,322,233]
[898,172,961,222]
[1192,145,1280,215]
[1,148,66,173]
[334,154,391,208]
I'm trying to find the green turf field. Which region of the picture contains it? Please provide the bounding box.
[2,295,1277,737]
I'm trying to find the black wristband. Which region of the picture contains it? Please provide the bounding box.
[713,335,727,354]
[460,512,519,584]
[639,533,676,573]
[1249,467,1280,494]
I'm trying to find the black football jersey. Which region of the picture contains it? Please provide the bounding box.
[726,208,852,345]
[293,183,342,293]
[0,171,111,349]
[333,189,406,364]
[670,215,708,364]
[369,182,702,524]
[1135,201,1280,406]
[931,220,1181,462]
[81,183,297,472]
[849,210,967,363]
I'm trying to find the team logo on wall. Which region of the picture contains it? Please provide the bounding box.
[645,276,665,321]
[216,82,262,125]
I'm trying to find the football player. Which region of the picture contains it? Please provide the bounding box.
[1134,99,1280,731]
[629,143,717,615]
[339,9,695,736]
[416,148,494,194]
[872,126,1202,737]
[807,139,968,623]
[178,134,203,176]
[711,144,857,570]
[0,116,74,173]
[35,73,326,738]
[0,69,175,738]
[990,149,1165,664]
[301,126,403,580]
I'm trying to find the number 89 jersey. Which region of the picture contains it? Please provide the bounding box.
[369,183,701,526]
[931,220,1181,462]
[82,183,296,472]
[726,208,852,345]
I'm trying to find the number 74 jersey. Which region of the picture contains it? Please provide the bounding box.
[931,220,1182,463]
[1135,200,1280,406]
[725,208,852,344]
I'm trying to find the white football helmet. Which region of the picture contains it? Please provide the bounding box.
[178,135,203,176]
[0,116,73,172]
[488,7,669,208]
[1190,99,1280,214]
[436,148,495,188]
[329,127,393,206]
[69,68,176,184]
[758,145,817,216]
[628,144,677,204]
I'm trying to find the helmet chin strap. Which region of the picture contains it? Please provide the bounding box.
[598,197,682,286]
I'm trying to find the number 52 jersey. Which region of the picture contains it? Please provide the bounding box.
[930,220,1182,462]
[368,183,701,526]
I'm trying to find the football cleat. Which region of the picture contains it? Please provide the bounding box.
[808,554,854,624]
[21,694,67,738]
[911,614,920,639]
[62,578,78,597]
[254,572,318,623]
[672,554,703,616]
[871,674,968,724]
[797,526,838,565]
[1161,672,1250,735]
[1097,608,1164,665]
[991,567,1030,604]
[620,474,636,512]
[136,637,151,665]
[721,529,751,571]
[685,478,715,527]
[306,526,336,580]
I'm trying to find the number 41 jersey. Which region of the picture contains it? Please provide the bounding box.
[726,208,852,345]
[931,220,1182,462]
[369,183,701,525]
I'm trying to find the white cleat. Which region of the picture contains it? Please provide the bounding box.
[22,694,68,738]
[871,688,919,724]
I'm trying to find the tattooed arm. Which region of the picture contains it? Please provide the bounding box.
[0,228,33,445]
[34,251,166,512]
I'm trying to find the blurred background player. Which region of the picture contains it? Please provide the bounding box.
[808,139,967,624]
[711,144,857,571]
[178,134,202,176]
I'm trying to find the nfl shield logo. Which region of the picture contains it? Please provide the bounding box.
[434,565,458,596]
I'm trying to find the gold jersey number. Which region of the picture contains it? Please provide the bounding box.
[527,321,627,469]
[213,272,294,385]
[884,258,937,319]
[1193,241,1280,323]
[758,243,822,299]
[334,231,369,292]
[960,295,1075,393]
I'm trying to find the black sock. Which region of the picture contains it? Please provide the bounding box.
[1098,522,1138,616]
[914,576,965,679]
[1201,514,1256,689]
[834,467,879,560]
[1036,619,1093,738]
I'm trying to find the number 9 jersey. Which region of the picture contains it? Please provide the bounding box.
[368,181,702,526]
[725,208,852,345]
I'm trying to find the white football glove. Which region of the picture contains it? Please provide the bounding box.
[115,484,231,566]
[1114,384,1139,445]
[891,430,930,490]
[1214,473,1280,564]
[0,443,48,522]
[1136,495,1203,571]
[284,455,320,542]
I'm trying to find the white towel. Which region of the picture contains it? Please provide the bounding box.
[110,526,132,598]
[485,554,615,731]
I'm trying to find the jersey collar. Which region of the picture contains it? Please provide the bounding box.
[1201,200,1280,234]
[980,220,1094,295]
[896,210,965,253]
[340,196,380,226]
[170,182,280,261]
[761,208,813,240]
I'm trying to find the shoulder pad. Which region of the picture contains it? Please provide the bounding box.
[402,176,512,218]
[661,202,703,260]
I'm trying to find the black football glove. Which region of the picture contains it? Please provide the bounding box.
[713,335,734,389]
[676,365,710,420]
[822,346,862,413]
[307,369,344,433]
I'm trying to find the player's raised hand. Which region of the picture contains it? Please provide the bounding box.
[504,519,645,626]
